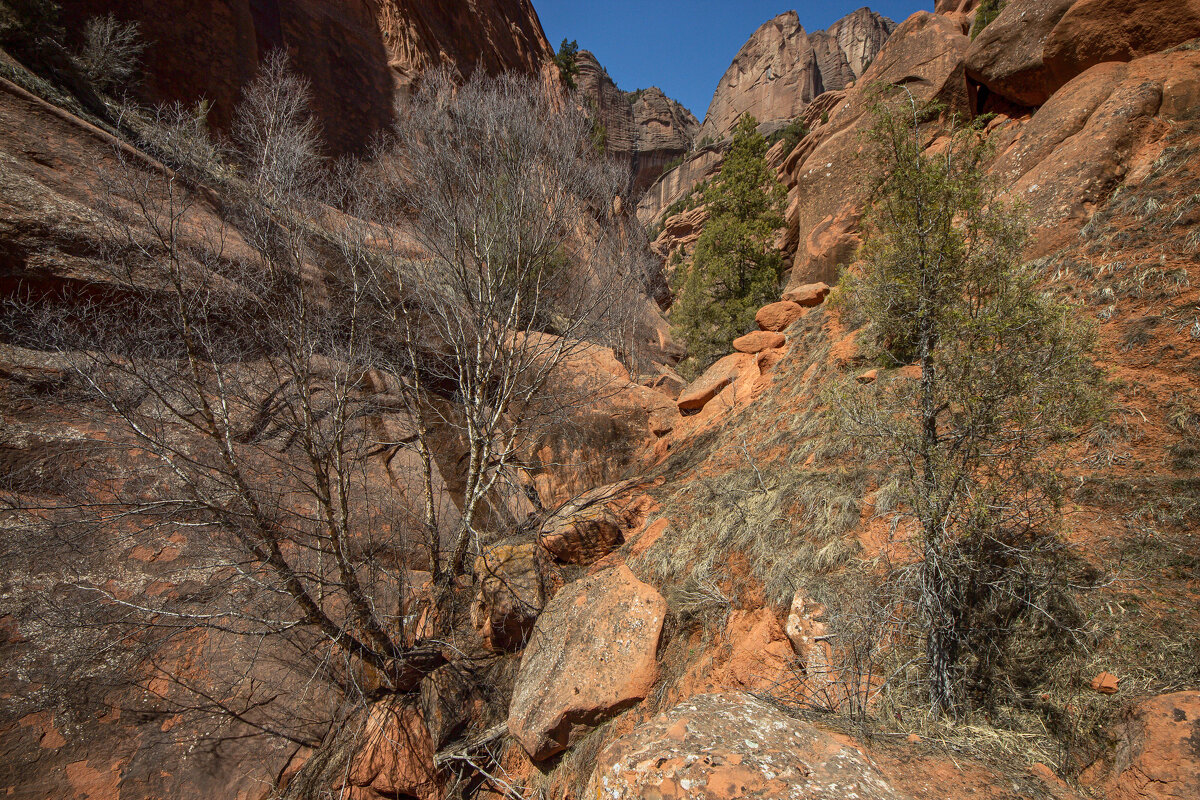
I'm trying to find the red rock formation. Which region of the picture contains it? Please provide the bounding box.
[574,50,699,195]
[587,693,908,799]
[57,0,554,155]
[506,565,665,761]
[697,8,895,142]
[966,0,1200,109]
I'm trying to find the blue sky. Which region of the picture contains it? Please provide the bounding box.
[533,2,926,120]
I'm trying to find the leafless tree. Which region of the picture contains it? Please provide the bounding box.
[340,68,648,584]
[2,50,652,795]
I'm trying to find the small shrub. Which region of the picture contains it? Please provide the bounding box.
[75,13,144,93]
[970,0,1006,39]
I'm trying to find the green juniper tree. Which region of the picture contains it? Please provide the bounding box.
[671,113,786,377]
[834,92,1101,717]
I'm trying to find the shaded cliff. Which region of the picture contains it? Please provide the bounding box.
[56,0,555,156]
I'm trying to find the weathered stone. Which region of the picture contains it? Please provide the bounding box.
[756,300,806,332]
[732,330,786,353]
[345,701,439,800]
[539,482,632,565]
[1091,671,1120,694]
[1084,691,1200,800]
[471,543,551,651]
[508,565,665,760]
[677,353,757,412]
[587,693,909,799]
[965,0,1077,108]
[783,281,832,306]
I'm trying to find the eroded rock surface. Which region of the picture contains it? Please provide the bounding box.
[587,692,908,799]
[507,565,665,760]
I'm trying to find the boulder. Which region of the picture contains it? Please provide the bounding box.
[756,347,787,375]
[1085,691,1200,800]
[586,693,908,799]
[1043,0,1200,91]
[677,352,757,412]
[783,281,832,306]
[965,0,1077,107]
[732,330,786,353]
[507,565,665,760]
[345,701,439,800]
[756,300,806,332]
[470,543,553,651]
[539,482,632,565]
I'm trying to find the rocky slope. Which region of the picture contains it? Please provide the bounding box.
[56,0,555,156]
[696,7,895,142]
[574,50,699,195]
[3,2,1200,800]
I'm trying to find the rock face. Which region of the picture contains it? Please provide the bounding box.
[507,565,665,761]
[575,50,699,195]
[697,9,895,142]
[966,0,1200,108]
[587,693,908,799]
[1085,692,1200,800]
[57,0,554,155]
[783,11,971,289]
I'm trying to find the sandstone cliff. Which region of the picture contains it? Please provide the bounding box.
[697,7,895,142]
[575,50,699,195]
[56,0,555,156]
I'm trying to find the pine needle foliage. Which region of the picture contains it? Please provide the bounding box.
[831,91,1103,718]
[670,114,786,377]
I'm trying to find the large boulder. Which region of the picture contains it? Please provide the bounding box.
[507,565,665,761]
[1043,0,1200,90]
[344,701,440,800]
[586,693,908,799]
[538,481,636,565]
[677,352,758,412]
[967,0,1200,109]
[471,543,554,651]
[1083,691,1200,800]
[965,0,1077,107]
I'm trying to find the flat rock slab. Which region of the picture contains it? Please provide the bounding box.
[507,565,665,761]
[588,693,908,800]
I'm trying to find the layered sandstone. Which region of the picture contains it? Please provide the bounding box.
[697,8,894,142]
[56,0,554,155]
[575,50,699,194]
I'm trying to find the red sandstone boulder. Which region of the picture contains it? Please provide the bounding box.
[586,693,908,799]
[965,0,1076,107]
[756,300,806,331]
[783,281,832,306]
[1084,691,1200,800]
[344,701,440,800]
[507,565,665,761]
[1043,0,1200,91]
[732,330,786,354]
[677,352,757,412]
[471,542,554,651]
[538,481,636,565]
